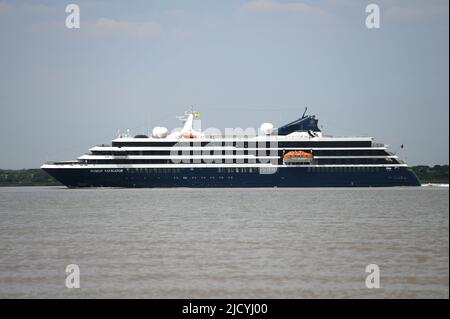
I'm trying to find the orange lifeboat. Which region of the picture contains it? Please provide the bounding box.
[282,151,313,159]
[282,151,314,164]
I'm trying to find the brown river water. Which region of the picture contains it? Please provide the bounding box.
[0,186,448,298]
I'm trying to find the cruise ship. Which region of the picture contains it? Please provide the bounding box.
[41,109,421,188]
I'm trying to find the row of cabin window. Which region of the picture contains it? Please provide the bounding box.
[83,158,395,165]
[316,158,397,165]
[92,149,388,156]
[112,141,372,148]
[308,166,386,173]
[84,159,272,164]
[93,150,276,156]
[124,167,256,174]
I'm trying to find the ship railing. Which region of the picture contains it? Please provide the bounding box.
[372,143,385,148]
[96,144,111,147]
[386,150,396,156]
[48,160,81,166]
[204,135,279,140]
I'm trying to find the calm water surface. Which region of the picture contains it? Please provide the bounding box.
[0,186,448,298]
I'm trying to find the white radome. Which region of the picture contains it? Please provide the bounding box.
[152,126,169,138]
[260,122,274,135]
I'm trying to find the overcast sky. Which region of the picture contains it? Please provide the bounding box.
[0,0,448,169]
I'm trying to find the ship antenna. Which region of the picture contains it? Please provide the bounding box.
[302,107,308,118]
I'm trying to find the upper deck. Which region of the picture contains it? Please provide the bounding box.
[109,136,376,148]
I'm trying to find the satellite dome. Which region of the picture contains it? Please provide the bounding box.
[152,126,169,138]
[260,122,274,135]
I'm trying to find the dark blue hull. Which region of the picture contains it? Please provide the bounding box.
[43,166,421,188]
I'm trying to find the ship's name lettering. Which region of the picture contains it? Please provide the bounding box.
[90,169,123,173]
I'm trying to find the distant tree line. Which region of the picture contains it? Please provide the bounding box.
[0,165,448,186]
[0,169,61,186]
[411,165,449,184]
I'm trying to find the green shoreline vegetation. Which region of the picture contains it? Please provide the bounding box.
[0,165,448,186]
[0,169,62,186]
[411,165,449,184]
